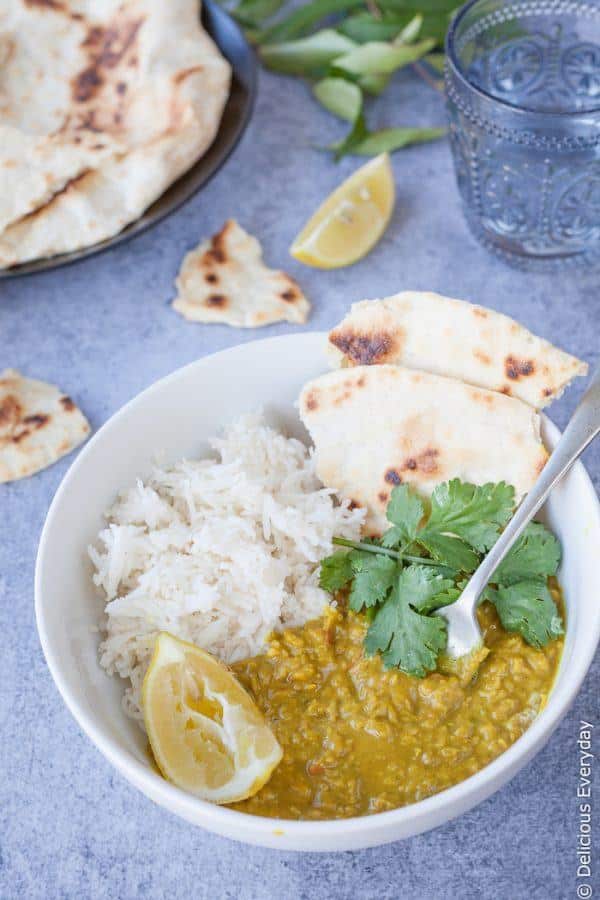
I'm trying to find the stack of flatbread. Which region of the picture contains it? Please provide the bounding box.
[0,0,231,267]
[0,370,90,482]
[300,291,587,534]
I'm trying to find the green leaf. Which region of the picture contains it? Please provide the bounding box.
[319,551,354,593]
[381,484,424,547]
[380,0,459,12]
[348,552,397,611]
[353,125,446,155]
[486,580,564,648]
[424,585,461,611]
[339,10,451,46]
[258,0,364,44]
[334,37,435,76]
[395,564,455,613]
[338,11,416,43]
[313,77,363,122]
[231,0,286,27]
[492,522,561,585]
[396,13,423,43]
[357,72,391,95]
[365,569,447,677]
[329,108,370,160]
[422,480,516,552]
[418,531,480,572]
[260,29,356,76]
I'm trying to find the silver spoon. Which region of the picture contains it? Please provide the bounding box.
[439,361,600,660]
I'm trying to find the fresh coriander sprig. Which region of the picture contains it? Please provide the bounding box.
[320,480,563,677]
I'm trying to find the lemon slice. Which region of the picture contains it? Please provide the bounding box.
[290,153,395,269]
[142,633,282,804]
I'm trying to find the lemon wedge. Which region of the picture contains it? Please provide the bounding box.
[142,633,282,804]
[290,153,395,268]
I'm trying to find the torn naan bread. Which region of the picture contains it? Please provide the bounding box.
[299,364,547,535]
[0,370,90,482]
[328,291,587,409]
[172,220,310,327]
[0,0,231,267]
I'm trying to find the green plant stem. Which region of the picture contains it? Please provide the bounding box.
[332,536,442,566]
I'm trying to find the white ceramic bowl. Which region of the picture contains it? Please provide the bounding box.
[35,333,600,852]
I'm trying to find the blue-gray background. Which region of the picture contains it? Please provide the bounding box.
[1,59,598,900]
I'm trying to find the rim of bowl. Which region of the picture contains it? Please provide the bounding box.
[34,334,600,843]
[445,0,600,120]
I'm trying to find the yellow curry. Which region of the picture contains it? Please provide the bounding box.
[231,598,563,820]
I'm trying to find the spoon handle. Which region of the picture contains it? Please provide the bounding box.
[462,362,600,603]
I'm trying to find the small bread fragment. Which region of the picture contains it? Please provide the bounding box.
[328,291,587,409]
[299,364,548,535]
[0,370,90,483]
[172,220,310,328]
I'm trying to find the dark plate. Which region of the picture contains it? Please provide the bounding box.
[0,0,257,279]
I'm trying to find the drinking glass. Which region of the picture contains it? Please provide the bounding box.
[445,0,600,269]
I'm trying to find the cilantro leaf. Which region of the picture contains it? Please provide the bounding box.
[422,480,515,552]
[364,568,448,677]
[395,564,455,613]
[485,580,564,648]
[381,484,424,548]
[348,553,397,611]
[417,531,480,572]
[492,522,561,585]
[319,551,354,593]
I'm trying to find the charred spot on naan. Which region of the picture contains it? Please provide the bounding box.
[200,222,232,266]
[473,349,492,365]
[401,447,439,475]
[24,0,65,10]
[279,279,305,306]
[0,395,22,434]
[304,391,319,412]
[329,328,401,366]
[23,414,50,428]
[11,413,51,444]
[384,469,402,486]
[72,18,143,107]
[60,396,76,412]
[505,355,535,380]
[205,294,228,308]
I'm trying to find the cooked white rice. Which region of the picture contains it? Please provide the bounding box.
[90,414,364,723]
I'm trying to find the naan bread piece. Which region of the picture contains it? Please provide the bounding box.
[299,365,547,535]
[0,370,90,482]
[172,220,310,327]
[328,291,587,409]
[0,0,231,267]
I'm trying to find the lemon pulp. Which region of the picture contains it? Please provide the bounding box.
[290,153,395,269]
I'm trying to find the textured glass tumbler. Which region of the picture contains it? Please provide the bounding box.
[445,0,600,269]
